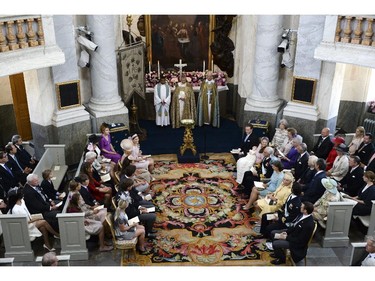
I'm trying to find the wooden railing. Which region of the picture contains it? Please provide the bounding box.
[0,15,44,52]
[335,16,375,46]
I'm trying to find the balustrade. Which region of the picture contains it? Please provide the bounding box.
[0,16,44,52]
[335,15,375,46]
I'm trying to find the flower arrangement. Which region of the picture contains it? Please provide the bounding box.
[145,71,227,88]
[368,101,375,113]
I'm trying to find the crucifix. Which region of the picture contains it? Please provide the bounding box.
[174,59,187,79]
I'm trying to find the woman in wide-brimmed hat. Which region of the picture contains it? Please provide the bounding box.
[326,143,349,183]
[312,177,343,228]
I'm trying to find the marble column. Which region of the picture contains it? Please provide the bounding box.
[51,15,91,165]
[283,15,328,148]
[86,15,128,130]
[244,15,283,128]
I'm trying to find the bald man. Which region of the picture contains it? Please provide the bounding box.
[311,127,333,159]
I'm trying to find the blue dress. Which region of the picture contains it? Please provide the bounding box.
[259,171,284,197]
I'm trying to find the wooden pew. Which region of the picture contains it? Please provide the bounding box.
[56,212,88,261]
[322,200,357,247]
[0,214,34,261]
[353,200,375,238]
[33,144,68,190]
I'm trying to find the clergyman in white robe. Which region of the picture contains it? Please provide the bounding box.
[154,78,171,126]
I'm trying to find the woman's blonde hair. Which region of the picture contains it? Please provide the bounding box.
[114,199,129,221]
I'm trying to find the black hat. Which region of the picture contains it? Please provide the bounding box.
[88,134,100,144]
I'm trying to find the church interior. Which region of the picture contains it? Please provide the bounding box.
[1,7,375,272]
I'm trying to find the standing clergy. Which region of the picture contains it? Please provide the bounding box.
[171,73,196,128]
[154,76,171,126]
[197,71,220,128]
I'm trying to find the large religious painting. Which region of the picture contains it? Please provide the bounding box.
[145,15,215,72]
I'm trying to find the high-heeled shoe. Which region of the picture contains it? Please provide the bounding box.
[43,244,56,252]
[242,205,253,210]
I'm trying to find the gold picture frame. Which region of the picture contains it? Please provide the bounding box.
[145,15,215,71]
[55,80,81,110]
[291,76,317,105]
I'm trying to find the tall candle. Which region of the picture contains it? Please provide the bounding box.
[211,60,214,71]
[157,60,160,79]
[203,60,205,73]
[148,61,151,74]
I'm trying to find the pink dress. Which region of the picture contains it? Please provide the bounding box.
[99,134,122,163]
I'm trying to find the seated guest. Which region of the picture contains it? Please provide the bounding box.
[355,133,375,166]
[8,187,59,252]
[130,134,155,172]
[120,156,153,184]
[23,174,60,232]
[280,136,302,170]
[42,252,59,266]
[271,119,289,151]
[67,191,112,252]
[116,178,156,239]
[269,201,315,265]
[5,142,32,185]
[278,127,298,156]
[85,134,102,158]
[75,174,100,207]
[293,143,309,181]
[120,164,150,195]
[239,147,277,196]
[80,162,112,208]
[365,151,375,173]
[348,126,365,155]
[0,151,22,192]
[243,160,284,210]
[67,180,106,223]
[11,134,37,169]
[41,169,64,203]
[361,235,375,266]
[301,158,327,204]
[237,124,260,159]
[259,182,302,239]
[114,199,147,254]
[0,183,8,213]
[344,171,375,216]
[236,148,257,185]
[311,127,333,160]
[256,171,294,216]
[255,137,270,164]
[339,155,364,197]
[312,178,343,228]
[326,144,349,184]
[297,155,318,188]
[98,123,122,164]
[325,136,345,171]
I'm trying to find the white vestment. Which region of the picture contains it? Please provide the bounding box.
[154,83,171,126]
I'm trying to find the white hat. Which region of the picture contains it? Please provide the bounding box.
[120,139,133,151]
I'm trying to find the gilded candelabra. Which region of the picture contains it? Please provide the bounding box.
[180,119,197,156]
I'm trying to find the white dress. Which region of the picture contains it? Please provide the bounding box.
[236,150,257,184]
[11,199,42,241]
[131,144,150,170]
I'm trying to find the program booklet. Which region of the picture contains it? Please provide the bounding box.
[30,213,43,221]
[100,173,111,182]
[254,181,265,190]
[146,207,155,213]
[94,205,104,211]
[128,216,140,225]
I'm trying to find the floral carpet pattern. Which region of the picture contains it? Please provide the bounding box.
[134,153,272,266]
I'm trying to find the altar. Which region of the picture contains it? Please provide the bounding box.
[132,85,229,121]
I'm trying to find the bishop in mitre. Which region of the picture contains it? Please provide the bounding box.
[197,71,220,128]
[154,76,171,126]
[171,73,197,128]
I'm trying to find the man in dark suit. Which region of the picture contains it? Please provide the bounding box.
[294,143,309,181]
[365,151,375,173]
[11,134,37,170]
[347,171,375,216]
[5,143,32,185]
[311,127,333,159]
[0,151,21,192]
[355,133,375,166]
[340,155,364,197]
[23,173,60,231]
[234,124,260,161]
[260,182,302,239]
[269,201,315,265]
[301,158,327,204]
[75,174,99,207]
[239,147,276,196]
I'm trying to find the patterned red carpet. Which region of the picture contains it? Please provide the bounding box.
[132,153,274,266]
